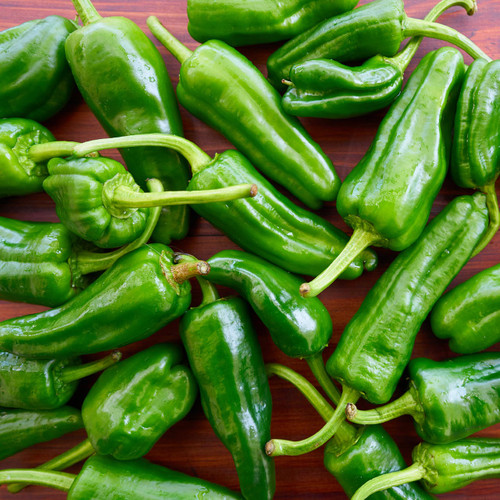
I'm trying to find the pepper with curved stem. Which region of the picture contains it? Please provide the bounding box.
[267,0,490,89]
[352,438,500,499]
[30,133,377,280]
[281,0,476,119]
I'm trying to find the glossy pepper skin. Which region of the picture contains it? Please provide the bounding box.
[180,292,275,500]
[431,263,500,353]
[187,0,359,46]
[82,343,197,460]
[327,193,489,405]
[0,118,55,198]
[206,250,332,359]
[148,18,339,210]
[0,16,76,121]
[65,0,189,244]
[0,406,82,461]
[0,244,199,359]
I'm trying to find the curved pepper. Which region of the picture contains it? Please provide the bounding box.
[0,244,208,359]
[180,275,275,500]
[451,58,500,255]
[431,263,500,353]
[346,353,500,443]
[147,17,339,210]
[301,47,465,297]
[187,0,359,46]
[0,16,76,121]
[0,455,242,499]
[267,0,490,89]
[0,350,120,410]
[281,0,476,119]
[351,438,500,499]
[65,0,190,244]
[0,406,82,461]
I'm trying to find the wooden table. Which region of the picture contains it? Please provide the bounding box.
[1,0,499,498]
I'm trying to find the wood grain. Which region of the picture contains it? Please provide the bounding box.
[0,0,499,498]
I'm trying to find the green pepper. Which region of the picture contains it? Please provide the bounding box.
[266,193,488,457]
[147,17,339,210]
[0,244,208,359]
[65,0,190,244]
[180,274,275,500]
[281,0,476,119]
[0,351,120,410]
[187,0,359,46]
[42,155,255,249]
[431,263,500,353]
[0,178,161,307]
[346,353,500,443]
[0,455,242,499]
[351,438,500,499]
[451,58,500,255]
[267,0,490,89]
[0,406,82,461]
[301,47,465,297]
[0,16,76,122]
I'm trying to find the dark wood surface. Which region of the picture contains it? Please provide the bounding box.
[1,0,499,498]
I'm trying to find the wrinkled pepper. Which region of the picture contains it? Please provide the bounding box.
[180,272,275,500]
[0,16,76,121]
[301,47,465,297]
[0,244,208,359]
[431,263,500,353]
[346,353,500,443]
[352,438,500,499]
[451,58,500,255]
[266,193,488,457]
[0,179,161,307]
[0,350,120,410]
[65,0,190,244]
[0,406,82,461]
[267,0,490,89]
[187,0,359,46]
[147,16,339,210]
[0,455,241,499]
[281,0,476,119]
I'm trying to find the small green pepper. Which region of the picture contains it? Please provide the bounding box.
[0,16,76,121]
[346,353,500,443]
[431,263,500,353]
[351,438,500,499]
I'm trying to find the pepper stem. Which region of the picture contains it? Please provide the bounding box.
[7,439,94,494]
[300,226,381,297]
[472,182,500,257]
[351,462,426,500]
[392,0,477,71]
[171,260,210,284]
[305,352,341,405]
[28,141,80,163]
[0,470,75,492]
[147,16,194,64]
[60,351,122,384]
[404,18,491,61]
[71,0,102,25]
[265,385,360,457]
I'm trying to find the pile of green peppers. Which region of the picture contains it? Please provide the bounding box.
[0,0,499,498]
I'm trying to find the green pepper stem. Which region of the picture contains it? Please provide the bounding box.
[300,227,381,297]
[265,385,360,457]
[147,16,194,64]
[7,439,94,494]
[72,178,163,276]
[472,182,500,257]
[404,18,491,62]
[0,469,75,492]
[71,0,102,25]
[60,350,122,384]
[171,260,210,284]
[351,462,426,500]
[28,141,80,163]
[306,352,341,405]
[392,0,477,71]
